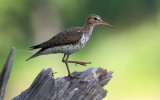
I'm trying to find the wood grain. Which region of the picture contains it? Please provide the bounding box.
[12,67,113,100]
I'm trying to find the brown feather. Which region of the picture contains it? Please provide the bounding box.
[31,27,83,49]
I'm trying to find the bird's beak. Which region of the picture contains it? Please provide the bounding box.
[101,21,114,28]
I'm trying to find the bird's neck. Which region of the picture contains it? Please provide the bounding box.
[83,23,95,35]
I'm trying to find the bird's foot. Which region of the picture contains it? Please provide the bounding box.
[67,61,91,66]
[68,74,79,79]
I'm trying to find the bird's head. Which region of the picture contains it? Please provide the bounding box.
[86,14,114,28]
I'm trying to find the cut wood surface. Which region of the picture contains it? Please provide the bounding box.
[0,48,15,100]
[12,67,113,100]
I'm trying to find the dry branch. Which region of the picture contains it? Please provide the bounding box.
[12,67,113,100]
[0,48,15,100]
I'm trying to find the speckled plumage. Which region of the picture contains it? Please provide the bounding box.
[26,26,93,61]
[41,32,91,54]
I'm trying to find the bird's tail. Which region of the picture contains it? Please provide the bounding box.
[26,49,44,61]
[30,44,41,50]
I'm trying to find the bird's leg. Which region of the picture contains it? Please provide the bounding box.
[62,53,91,66]
[62,54,66,62]
[67,61,91,66]
[62,54,78,78]
[62,54,71,76]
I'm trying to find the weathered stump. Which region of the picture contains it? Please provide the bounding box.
[12,67,113,100]
[0,48,15,100]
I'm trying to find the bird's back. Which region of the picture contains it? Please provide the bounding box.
[30,27,84,49]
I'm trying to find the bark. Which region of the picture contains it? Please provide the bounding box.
[12,67,113,100]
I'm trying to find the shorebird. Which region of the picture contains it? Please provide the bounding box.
[26,14,113,78]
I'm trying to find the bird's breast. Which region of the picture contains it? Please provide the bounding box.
[80,33,90,45]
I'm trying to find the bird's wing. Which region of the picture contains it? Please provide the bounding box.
[30,27,83,49]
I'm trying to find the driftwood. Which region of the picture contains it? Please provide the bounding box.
[12,67,113,100]
[0,48,15,100]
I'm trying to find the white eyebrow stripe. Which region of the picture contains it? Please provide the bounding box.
[96,17,100,20]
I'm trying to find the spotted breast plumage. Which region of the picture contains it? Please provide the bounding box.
[27,14,114,78]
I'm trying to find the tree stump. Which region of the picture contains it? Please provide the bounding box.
[12,67,113,100]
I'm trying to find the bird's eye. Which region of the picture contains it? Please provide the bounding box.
[94,17,97,20]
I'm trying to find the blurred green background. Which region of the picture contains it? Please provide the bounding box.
[0,0,160,100]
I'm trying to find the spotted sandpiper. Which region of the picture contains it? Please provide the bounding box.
[26,14,113,78]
